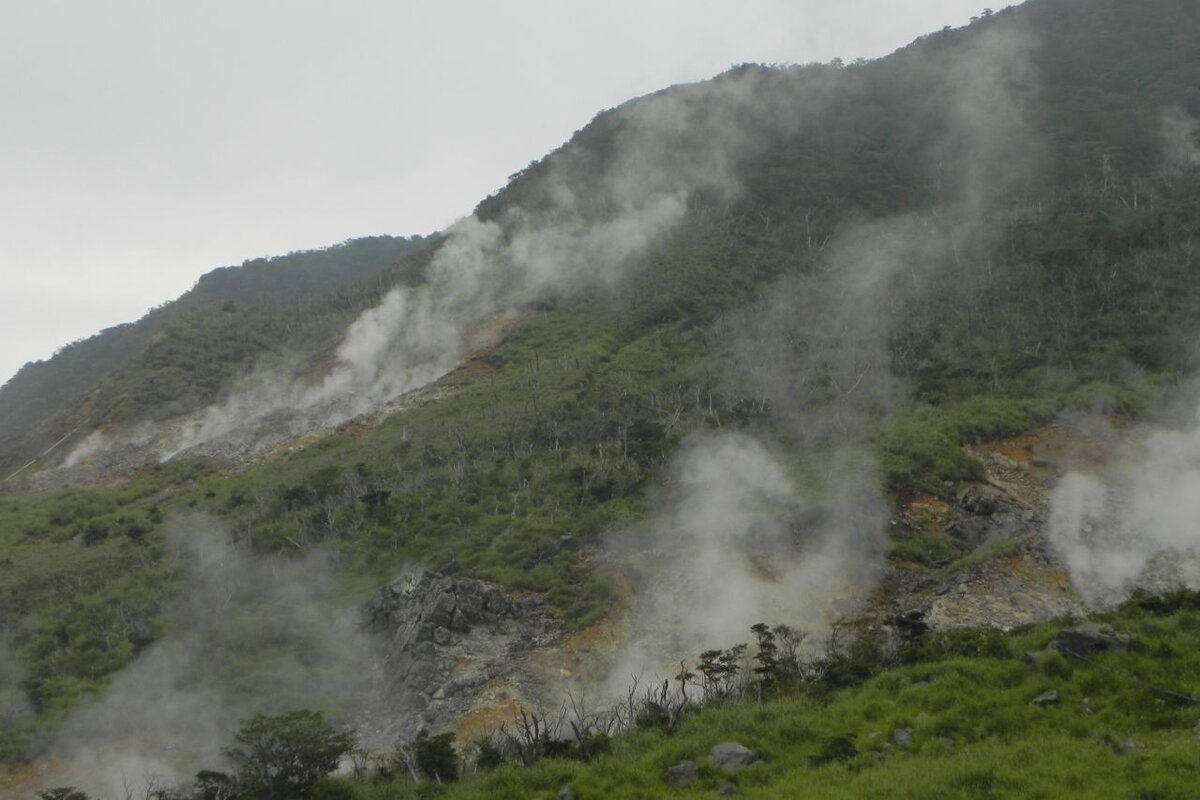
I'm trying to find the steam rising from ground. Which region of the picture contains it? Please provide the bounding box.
[46,18,1057,774]
[605,21,1043,681]
[138,71,793,463]
[1161,106,1200,172]
[44,515,372,799]
[607,436,887,685]
[1049,415,1200,605]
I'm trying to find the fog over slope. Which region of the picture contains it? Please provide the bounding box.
[11,2,1200,796]
[607,22,1046,680]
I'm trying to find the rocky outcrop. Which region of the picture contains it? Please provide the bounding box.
[710,742,758,771]
[361,567,565,743]
[363,569,520,650]
[1049,623,1133,656]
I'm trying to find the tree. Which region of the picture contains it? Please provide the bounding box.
[222,710,356,800]
[413,730,459,782]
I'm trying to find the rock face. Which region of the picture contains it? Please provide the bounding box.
[361,567,564,742]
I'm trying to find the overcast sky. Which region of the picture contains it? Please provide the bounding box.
[0,1,991,388]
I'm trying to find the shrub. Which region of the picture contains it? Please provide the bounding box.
[414,731,459,783]
[223,710,356,800]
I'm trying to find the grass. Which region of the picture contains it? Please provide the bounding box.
[329,597,1200,799]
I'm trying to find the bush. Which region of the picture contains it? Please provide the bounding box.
[414,731,459,783]
[223,710,356,799]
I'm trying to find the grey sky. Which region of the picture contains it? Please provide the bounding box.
[0,1,989,388]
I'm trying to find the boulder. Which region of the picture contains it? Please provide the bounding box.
[663,760,700,787]
[957,484,1007,515]
[1031,689,1060,706]
[892,728,913,747]
[710,742,758,771]
[1050,623,1133,656]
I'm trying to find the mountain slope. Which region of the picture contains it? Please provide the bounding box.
[0,234,433,478]
[2,0,1200,790]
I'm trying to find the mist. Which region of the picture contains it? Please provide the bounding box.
[602,20,1045,683]
[1161,106,1200,173]
[605,435,887,686]
[130,68,803,465]
[1049,414,1200,605]
[40,514,374,800]
[45,16,1058,779]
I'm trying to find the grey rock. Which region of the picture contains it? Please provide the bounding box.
[718,782,741,797]
[663,760,700,787]
[710,742,758,771]
[892,728,913,747]
[521,594,546,611]
[1031,689,1060,706]
[1050,623,1133,656]
[555,789,577,800]
[429,592,456,627]
[363,566,564,743]
[1116,740,1138,756]
[957,484,1007,515]
[948,517,990,548]
[988,453,1018,470]
[458,593,483,616]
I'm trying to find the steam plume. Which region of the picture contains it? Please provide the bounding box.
[40,514,372,799]
[1161,106,1200,172]
[1049,415,1200,605]
[120,69,803,464]
[604,20,1044,680]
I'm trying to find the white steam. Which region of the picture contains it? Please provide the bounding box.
[606,19,1045,681]
[42,514,373,800]
[1161,106,1200,173]
[609,435,887,683]
[147,72,788,463]
[1049,414,1200,605]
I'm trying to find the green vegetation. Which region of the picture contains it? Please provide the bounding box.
[85,594,1200,800]
[355,597,1200,799]
[2,0,1200,787]
[0,235,432,477]
[223,710,358,800]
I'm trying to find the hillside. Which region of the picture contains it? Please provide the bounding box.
[0,234,433,479]
[2,0,1200,797]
